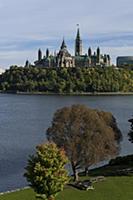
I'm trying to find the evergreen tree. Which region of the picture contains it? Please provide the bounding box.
[24,142,69,200]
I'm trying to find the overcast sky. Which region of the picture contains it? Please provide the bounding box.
[0,0,133,68]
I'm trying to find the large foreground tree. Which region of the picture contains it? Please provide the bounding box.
[47,104,122,181]
[24,142,69,200]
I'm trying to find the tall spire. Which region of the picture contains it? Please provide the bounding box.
[76,24,80,40]
[75,24,82,56]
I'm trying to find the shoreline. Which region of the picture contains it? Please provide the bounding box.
[1,91,133,96]
[0,186,29,196]
[1,156,133,195]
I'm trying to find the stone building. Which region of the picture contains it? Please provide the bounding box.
[117,56,133,68]
[34,28,111,68]
[57,39,74,68]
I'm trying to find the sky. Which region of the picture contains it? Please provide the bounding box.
[0,0,133,68]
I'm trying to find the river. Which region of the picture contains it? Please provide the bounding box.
[0,94,133,192]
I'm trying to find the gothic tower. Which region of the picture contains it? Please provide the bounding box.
[38,49,42,61]
[46,48,49,58]
[97,47,100,63]
[88,47,92,57]
[75,25,82,56]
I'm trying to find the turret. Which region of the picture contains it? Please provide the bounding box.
[107,55,110,61]
[104,54,107,63]
[25,60,30,67]
[38,49,42,61]
[106,55,111,66]
[60,38,67,50]
[97,47,100,63]
[46,48,49,58]
[75,25,82,56]
[97,47,100,56]
[88,47,92,57]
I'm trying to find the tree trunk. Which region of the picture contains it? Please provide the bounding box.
[36,194,48,199]
[85,167,88,176]
[72,163,79,182]
[48,197,55,200]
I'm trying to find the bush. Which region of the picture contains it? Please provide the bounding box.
[109,155,133,166]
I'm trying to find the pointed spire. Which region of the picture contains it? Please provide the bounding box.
[38,48,42,61]
[75,24,82,56]
[25,60,30,67]
[61,38,67,49]
[46,48,49,58]
[88,47,92,57]
[97,47,100,56]
[76,24,80,40]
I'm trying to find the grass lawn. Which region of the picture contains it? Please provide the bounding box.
[1,176,133,200]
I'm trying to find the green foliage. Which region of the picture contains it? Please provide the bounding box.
[24,142,69,200]
[0,66,133,93]
[109,154,133,166]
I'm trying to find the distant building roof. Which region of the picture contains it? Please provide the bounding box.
[117,56,133,67]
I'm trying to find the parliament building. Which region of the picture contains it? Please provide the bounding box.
[34,28,111,68]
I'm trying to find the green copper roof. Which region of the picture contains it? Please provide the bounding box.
[61,39,67,49]
[76,28,80,40]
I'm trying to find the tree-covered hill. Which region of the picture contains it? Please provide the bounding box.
[0,66,133,93]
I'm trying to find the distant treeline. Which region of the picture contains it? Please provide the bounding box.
[0,66,133,93]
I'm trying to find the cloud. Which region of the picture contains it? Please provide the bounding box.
[0,0,133,68]
[0,50,36,68]
[1,32,133,68]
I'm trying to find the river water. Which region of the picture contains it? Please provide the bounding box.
[0,94,133,192]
